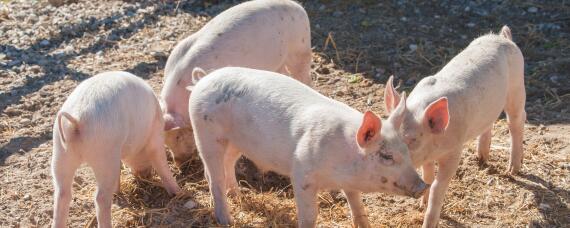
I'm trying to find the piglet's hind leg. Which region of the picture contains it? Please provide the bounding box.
[51,151,81,228]
[90,154,121,228]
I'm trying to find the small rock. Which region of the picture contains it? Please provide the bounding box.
[335,90,345,96]
[20,118,31,125]
[467,22,475,28]
[400,17,408,22]
[64,45,74,54]
[184,200,197,209]
[539,203,550,210]
[5,107,21,116]
[30,65,41,73]
[40,40,50,47]
[108,33,119,41]
[464,6,471,12]
[39,90,49,97]
[528,7,538,13]
[53,50,65,58]
[150,51,166,58]
[549,75,561,84]
[409,44,418,52]
[318,5,325,11]
[538,23,561,31]
[366,95,373,106]
[23,194,31,201]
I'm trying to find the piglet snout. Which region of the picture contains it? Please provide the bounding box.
[410,181,430,199]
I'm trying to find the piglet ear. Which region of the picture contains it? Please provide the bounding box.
[191,67,207,84]
[423,97,449,134]
[357,111,382,148]
[384,75,401,114]
[389,91,407,129]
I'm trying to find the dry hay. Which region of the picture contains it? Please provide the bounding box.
[0,0,568,227]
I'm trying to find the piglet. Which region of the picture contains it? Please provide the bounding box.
[161,0,312,164]
[51,71,180,228]
[189,67,428,227]
[384,26,526,228]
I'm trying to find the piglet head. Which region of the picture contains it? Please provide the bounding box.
[356,93,428,198]
[164,127,197,167]
[161,67,208,131]
[384,76,450,153]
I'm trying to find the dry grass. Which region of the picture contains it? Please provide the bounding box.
[0,0,568,227]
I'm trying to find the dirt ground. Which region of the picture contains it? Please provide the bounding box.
[0,0,569,227]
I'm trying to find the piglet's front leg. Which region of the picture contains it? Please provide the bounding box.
[293,175,319,228]
[422,150,461,228]
[343,190,370,228]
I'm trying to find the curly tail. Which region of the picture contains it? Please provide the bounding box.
[186,67,208,92]
[57,111,80,149]
[500,25,512,41]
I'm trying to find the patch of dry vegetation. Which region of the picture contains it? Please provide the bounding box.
[0,0,568,227]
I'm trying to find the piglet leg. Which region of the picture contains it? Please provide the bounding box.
[91,155,121,228]
[51,150,81,228]
[148,131,180,195]
[422,149,461,228]
[477,127,493,164]
[293,178,319,228]
[198,133,232,225]
[420,161,435,209]
[223,144,241,197]
[343,190,370,228]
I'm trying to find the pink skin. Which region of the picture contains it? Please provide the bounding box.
[160,0,312,164]
[384,26,526,228]
[189,67,428,227]
[51,72,180,228]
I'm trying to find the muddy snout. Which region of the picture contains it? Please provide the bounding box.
[410,181,430,199]
[396,173,430,199]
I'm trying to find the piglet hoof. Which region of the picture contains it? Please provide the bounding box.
[419,195,429,211]
[353,216,371,228]
[214,209,233,226]
[477,156,488,166]
[508,164,521,175]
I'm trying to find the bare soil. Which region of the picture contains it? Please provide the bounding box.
[0,0,568,227]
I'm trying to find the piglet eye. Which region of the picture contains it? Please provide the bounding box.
[380,153,393,160]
